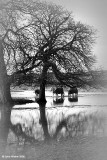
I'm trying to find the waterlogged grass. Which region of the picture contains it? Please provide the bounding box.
[0,106,106,160]
[10,108,106,143]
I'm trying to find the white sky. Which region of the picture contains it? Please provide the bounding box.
[42,0,107,69]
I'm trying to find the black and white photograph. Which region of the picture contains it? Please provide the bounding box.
[0,0,107,159]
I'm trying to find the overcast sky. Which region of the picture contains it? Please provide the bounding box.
[42,0,107,70]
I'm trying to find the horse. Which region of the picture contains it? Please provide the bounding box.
[35,89,40,95]
[52,86,64,98]
[35,89,40,99]
[68,86,78,101]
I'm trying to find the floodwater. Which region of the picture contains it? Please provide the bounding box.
[11,89,107,106]
[0,89,107,159]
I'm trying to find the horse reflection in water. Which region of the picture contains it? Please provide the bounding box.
[53,97,64,104]
[68,86,78,102]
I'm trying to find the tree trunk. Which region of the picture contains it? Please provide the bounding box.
[0,104,11,154]
[38,63,49,103]
[0,40,12,105]
[37,63,50,140]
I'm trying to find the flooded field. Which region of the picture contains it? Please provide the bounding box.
[0,89,107,159]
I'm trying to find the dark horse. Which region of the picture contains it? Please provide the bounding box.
[68,86,78,102]
[52,86,64,98]
[35,89,40,99]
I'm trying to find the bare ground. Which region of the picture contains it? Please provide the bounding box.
[1,135,107,160]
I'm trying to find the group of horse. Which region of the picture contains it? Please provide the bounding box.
[35,86,78,102]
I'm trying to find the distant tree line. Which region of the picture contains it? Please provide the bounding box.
[11,70,107,88]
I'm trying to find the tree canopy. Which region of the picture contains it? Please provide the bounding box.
[0,0,97,88]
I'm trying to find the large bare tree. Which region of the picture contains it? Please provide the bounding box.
[15,0,96,102]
